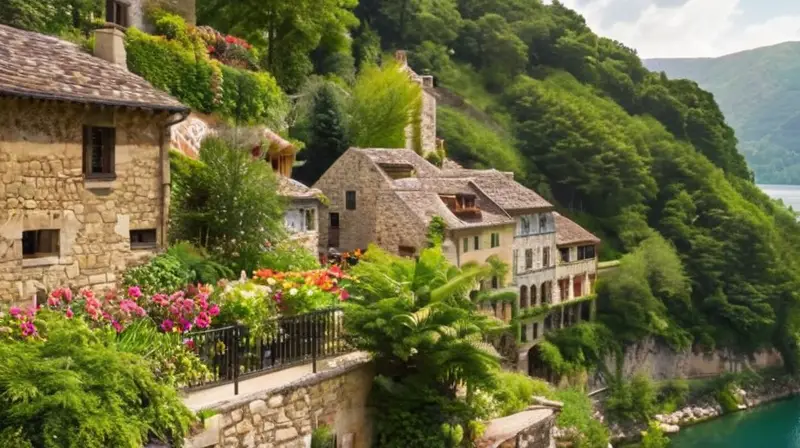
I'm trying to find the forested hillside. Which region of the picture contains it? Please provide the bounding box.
[5,0,800,370]
[646,42,800,185]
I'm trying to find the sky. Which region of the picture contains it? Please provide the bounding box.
[555,0,800,59]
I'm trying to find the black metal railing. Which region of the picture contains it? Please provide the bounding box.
[185,308,348,394]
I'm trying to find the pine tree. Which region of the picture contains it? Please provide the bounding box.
[294,83,350,185]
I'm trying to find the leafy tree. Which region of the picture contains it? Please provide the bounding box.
[170,136,285,273]
[0,0,101,34]
[348,63,422,148]
[293,80,351,185]
[197,0,358,90]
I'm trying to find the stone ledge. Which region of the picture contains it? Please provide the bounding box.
[22,256,60,268]
[200,351,372,413]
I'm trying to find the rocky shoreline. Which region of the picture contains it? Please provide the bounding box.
[602,375,800,445]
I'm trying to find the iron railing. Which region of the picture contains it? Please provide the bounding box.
[185,308,347,394]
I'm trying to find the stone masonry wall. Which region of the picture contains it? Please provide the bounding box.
[0,99,168,303]
[498,414,556,448]
[189,361,374,448]
[314,151,389,252]
[374,190,427,256]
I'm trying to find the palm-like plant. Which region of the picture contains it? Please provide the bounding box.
[344,245,506,397]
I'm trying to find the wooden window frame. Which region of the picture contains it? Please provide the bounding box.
[304,208,316,231]
[473,235,480,251]
[22,229,60,259]
[560,247,570,263]
[463,237,469,253]
[106,0,130,28]
[345,191,357,210]
[490,232,500,248]
[83,126,116,180]
[130,229,157,250]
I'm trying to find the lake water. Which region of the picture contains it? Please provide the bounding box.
[760,184,800,211]
[670,397,800,447]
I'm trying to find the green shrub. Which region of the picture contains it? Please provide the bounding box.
[123,253,192,295]
[716,382,741,413]
[259,240,321,272]
[641,420,670,448]
[167,242,234,285]
[605,372,658,423]
[658,379,689,413]
[555,388,610,448]
[311,425,335,448]
[219,64,289,126]
[0,312,193,447]
[154,12,188,41]
[490,371,553,417]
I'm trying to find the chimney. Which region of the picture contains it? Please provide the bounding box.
[395,50,408,67]
[94,25,127,69]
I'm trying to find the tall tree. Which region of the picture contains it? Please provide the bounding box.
[294,82,351,185]
[197,0,358,90]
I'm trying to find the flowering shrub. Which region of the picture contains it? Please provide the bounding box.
[195,25,258,70]
[145,284,220,334]
[44,286,146,333]
[215,280,278,338]
[252,266,351,315]
[0,306,39,341]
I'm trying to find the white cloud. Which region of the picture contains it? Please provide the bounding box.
[558,0,800,58]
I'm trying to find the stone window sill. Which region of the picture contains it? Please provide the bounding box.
[84,177,116,190]
[22,256,60,268]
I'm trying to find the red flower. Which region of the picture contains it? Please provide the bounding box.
[207,45,215,54]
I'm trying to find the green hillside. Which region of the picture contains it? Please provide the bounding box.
[645,42,800,184]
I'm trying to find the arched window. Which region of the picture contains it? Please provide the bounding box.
[520,285,529,309]
[531,285,538,307]
[540,283,547,305]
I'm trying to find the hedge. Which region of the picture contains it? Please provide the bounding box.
[126,22,287,126]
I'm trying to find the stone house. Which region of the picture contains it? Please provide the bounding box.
[0,24,190,303]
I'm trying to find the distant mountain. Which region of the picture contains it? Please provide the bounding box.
[645,42,800,184]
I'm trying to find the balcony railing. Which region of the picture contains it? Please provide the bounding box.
[184,308,348,394]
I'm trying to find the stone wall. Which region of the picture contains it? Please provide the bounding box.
[598,338,784,385]
[499,414,556,448]
[374,190,427,256]
[479,409,557,448]
[314,151,388,252]
[0,99,168,303]
[187,361,374,448]
[129,0,197,32]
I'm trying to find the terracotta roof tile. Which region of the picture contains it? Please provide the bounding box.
[0,25,187,112]
[554,212,600,246]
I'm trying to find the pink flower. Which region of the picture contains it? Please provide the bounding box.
[195,312,210,329]
[183,338,196,350]
[339,289,350,301]
[208,304,220,317]
[161,319,174,332]
[152,293,169,306]
[20,321,36,337]
[112,321,123,333]
[47,295,60,307]
[65,308,74,319]
[179,318,193,333]
[9,307,21,318]
[63,288,73,303]
[127,286,142,299]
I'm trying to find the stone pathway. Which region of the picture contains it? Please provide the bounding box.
[183,364,315,411]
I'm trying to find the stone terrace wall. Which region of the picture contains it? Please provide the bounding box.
[0,99,168,303]
[188,361,374,448]
[498,414,556,448]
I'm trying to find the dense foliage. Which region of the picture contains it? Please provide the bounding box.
[347,0,800,367]
[646,43,800,184]
[125,13,287,127]
[0,312,193,448]
[170,137,286,274]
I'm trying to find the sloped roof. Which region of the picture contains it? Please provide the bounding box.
[0,25,187,112]
[394,190,513,230]
[277,176,322,200]
[354,148,441,178]
[554,212,601,246]
[440,169,552,211]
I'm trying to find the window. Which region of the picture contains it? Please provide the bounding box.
[560,247,570,263]
[539,215,547,233]
[525,249,533,270]
[533,323,539,340]
[473,236,480,250]
[491,276,499,289]
[106,0,129,27]
[578,245,596,260]
[345,191,356,210]
[83,126,115,179]
[463,238,469,253]
[399,246,416,257]
[520,216,531,235]
[130,229,157,249]
[543,247,550,267]
[521,324,528,342]
[490,232,500,248]
[304,209,316,231]
[329,213,340,228]
[22,230,59,258]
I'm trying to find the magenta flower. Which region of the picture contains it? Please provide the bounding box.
[112,320,123,333]
[183,338,196,350]
[152,293,169,307]
[179,318,192,333]
[195,312,210,329]
[65,308,74,319]
[161,319,174,332]
[208,304,220,317]
[20,321,36,337]
[127,286,142,299]
[9,307,21,318]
